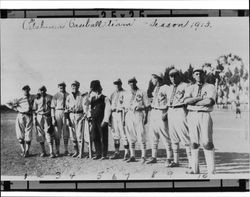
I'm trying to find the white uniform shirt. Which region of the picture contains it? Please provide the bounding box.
[110,89,126,111]
[51,92,69,110]
[184,83,217,112]
[166,82,188,106]
[151,85,168,109]
[7,95,36,113]
[124,88,149,111]
[33,94,53,115]
[65,91,88,113]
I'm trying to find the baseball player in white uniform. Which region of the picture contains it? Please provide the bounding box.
[65,80,88,158]
[166,69,191,168]
[33,86,55,158]
[51,82,70,157]
[146,72,173,166]
[124,77,150,163]
[5,85,35,157]
[109,78,130,160]
[184,67,217,174]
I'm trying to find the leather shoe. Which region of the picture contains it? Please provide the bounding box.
[165,159,172,167]
[123,153,130,161]
[93,155,102,160]
[110,152,120,160]
[100,156,109,160]
[64,151,71,156]
[168,161,179,168]
[126,156,136,163]
[40,152,47,157]
[50,153,56,158]
[72,152,79,157]
[146,157,157,164]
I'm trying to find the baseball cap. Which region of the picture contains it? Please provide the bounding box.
[193,65,204,73]
[58,81,66,87]
[113,78,122,85]
[71,80,80,87]
[22,85,30,91]
[39,85,47,92]
[169,68,180,76]
[152,72,163,79]
[128,77,137,84]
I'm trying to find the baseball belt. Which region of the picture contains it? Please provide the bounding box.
[19,112,33,116]
[168,105,185,109]
[70,110,84,114]
[151,107,167,110]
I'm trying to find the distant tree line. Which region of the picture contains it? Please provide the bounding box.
[147,54,249,98]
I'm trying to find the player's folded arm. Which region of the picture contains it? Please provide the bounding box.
[183,97,202,105]
[195,97,215,107]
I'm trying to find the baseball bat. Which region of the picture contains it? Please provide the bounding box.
[86,120,92,159]
[79,118,85,158]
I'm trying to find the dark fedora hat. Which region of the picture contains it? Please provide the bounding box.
[90,80,102,91]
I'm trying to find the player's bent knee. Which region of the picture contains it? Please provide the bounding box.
[191,143,199,149]
[203,142,214,150]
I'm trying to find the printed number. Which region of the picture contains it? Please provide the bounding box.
[167,171,173,178]
[139,10,145,17]
[112,173,117,180]
[97,171,104,180]
[56,172,61,179]
[151,170,158,178]
[125,173,130,180]
[70,173,75,179]
[101,11,106,18]
[111,11,116,18]
[129,10,134,17]
[198,173,208,179]
[24,173,28,180]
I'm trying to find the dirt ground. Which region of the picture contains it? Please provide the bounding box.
[1,109,249,180]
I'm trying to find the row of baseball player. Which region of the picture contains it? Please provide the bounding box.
[5,66,217,174]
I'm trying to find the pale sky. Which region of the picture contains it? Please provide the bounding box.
[1,17,249,103]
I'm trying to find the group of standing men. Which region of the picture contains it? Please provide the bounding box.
[6,66,217,174]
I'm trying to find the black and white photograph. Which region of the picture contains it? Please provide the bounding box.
[1,15,249,181]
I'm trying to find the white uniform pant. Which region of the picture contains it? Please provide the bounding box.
[187,111,214,148]
[69,113,85,142]
[148,109,170,148]
[36,114,54,143]
[125,110,146,144]
[168,108,190,146]
[54,110,69,140]
[111,112,128,144]
[16,113,33,142]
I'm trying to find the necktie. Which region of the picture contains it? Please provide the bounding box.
[197,85,202,97]
[42,96,46,112]
[113,92,118,108]
[153,86,160,106]
[130,91,136,108]
[63,93,66,109]
[27,95,32,112]
[170,86,177,106]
